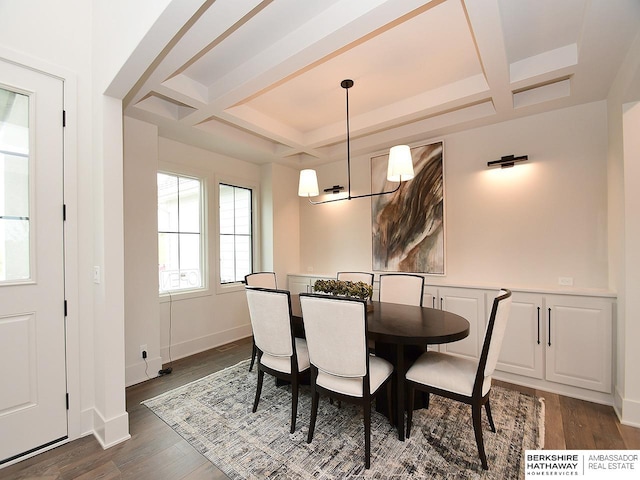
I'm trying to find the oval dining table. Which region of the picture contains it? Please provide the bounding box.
[290,295,470,441]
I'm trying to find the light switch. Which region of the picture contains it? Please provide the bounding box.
[93,266,101,284]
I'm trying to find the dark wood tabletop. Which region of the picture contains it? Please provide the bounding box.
[290,295,470,346]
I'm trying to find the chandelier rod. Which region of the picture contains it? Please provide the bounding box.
[302,79,413,205]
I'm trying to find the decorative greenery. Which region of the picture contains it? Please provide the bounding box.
[313,279,373,300]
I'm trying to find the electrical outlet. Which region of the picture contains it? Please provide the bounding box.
[558,276,574,286]
[140,344,147,359]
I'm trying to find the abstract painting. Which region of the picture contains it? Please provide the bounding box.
[371,142,444,273]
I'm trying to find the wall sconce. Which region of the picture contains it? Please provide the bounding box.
[298,79,415,204]
[487,154,528,168]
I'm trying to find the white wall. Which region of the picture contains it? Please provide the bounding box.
[271,163,301,288]
[124,117,161,385]
[157,138,262,362]
[123,128,275,380]
[123,128,302,382]
[260,164,275,272]
[300,101,609,291]
[621,101,640,425]
[607,28,640,427]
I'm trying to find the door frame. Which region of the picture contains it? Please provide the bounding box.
[0,47,81,465]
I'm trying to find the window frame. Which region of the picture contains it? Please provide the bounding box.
[157,163,210,300]
[215,175,260,294]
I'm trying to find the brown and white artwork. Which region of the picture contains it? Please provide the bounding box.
[371,142,444,274]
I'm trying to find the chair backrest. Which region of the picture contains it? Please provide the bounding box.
[479,289,513,380]
[299,294,368,378]
[245,272,277,289]
[378,274,424,306]
[245,287,293,357]
[337,272,374,286]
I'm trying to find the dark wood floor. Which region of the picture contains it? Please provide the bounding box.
[2,337,639,479]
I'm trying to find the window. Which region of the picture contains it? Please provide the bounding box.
[219,183,252,284]
[157,172,204,294]
[1,89,30,283]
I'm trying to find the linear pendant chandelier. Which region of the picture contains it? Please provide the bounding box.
[298,79,415,205]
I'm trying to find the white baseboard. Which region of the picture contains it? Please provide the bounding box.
[125,355,163,387]
[90,408,131,449]
[159,325,251,364]
[613,385,624,422]
[493,371,614,406]
[619,395,640,428]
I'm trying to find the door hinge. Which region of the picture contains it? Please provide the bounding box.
[63,204,66,221]
[62,110,66,127]
[64,300,68,317]
[66,393,69,410]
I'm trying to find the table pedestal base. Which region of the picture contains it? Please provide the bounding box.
[374,342,428,439]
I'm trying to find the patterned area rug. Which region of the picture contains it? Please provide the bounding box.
[142,359,544,479]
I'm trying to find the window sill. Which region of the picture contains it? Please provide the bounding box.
[216,282,246,295]
[159,288,211,303]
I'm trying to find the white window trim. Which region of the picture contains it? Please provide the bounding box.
[215,174,260,295]
[158,161,211,301]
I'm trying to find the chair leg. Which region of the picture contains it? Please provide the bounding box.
[406,385,415,439]
[472,402,489,470]
[386,381,393,426]
[290,377,299,434]
[249,339,257,372]
[485,398,496,432]
[252,369,264,413]
[307,390,319,444]
[364,401,371,469]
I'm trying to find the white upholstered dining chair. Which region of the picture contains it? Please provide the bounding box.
[378,273,424,306]
[246,287,310,433]
[245,271,277,288]
[299,293,394,469]
[404,289,513,470]
[336,271,374,285]
[245,272,278,371]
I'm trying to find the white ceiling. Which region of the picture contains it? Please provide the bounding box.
[123,0,640,169]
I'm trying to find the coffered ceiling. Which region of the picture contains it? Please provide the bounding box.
[123,0,640,168]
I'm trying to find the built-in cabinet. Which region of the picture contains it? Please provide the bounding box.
[288,275,319,295]
[493,292,544,379]
[287,274,615,400]
[423,286,485,360]
[495,291,613,394]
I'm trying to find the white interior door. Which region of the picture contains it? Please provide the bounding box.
[0,58,67,464]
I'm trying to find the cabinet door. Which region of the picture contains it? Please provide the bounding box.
[438,287,485,360]
[287,276,311,295]
[545,295,612,393]
[495,292,544,379]
[423,286,438,309]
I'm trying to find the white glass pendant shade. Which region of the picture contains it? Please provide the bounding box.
[387,145,415,182]
[298,169,320,197]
